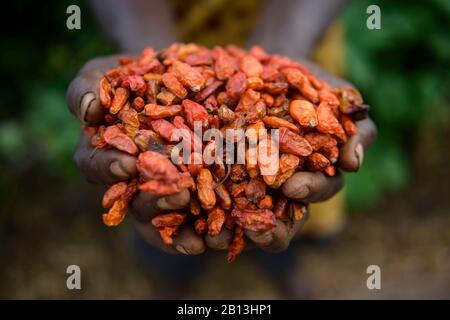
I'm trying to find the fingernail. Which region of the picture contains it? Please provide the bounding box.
[355,143,364,169]
[110,161,129,179]
[156,197,174,210]
[293,184,309,199]
[80,92,96,123]
[156,192,187,210]
[175,245,190,255]
[246,230,273,246]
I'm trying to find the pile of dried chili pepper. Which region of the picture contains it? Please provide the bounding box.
[85,43,368,262]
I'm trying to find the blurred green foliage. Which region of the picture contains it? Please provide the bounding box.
[343,0,450,207]
[0,0,113,178]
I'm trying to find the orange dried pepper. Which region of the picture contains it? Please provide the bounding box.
[240,55,263,78]
[144,103,182,119]
[102,182,128,208]
[289,100,318,127]
[102,199,127,227]
[150,119,179,142]
[172,60,206,92]
[244,178,266,203]
[110,87,129,114]
[307,152,331,172]
[227,226,245,263]
[257,195,273,209]
[279,127,313,157]
[182,99,209,129]
[317,102,346,142]
[339,114,357,136]
[189,198,201,216]
[152,212,186,228]
[262,116,300,133]
[231,208,276,232]
[99,77,112,107]
[226,71,247,99]
[103,125,139,155]
[207,206,225,236]
[213,46,237,80]
[197,169,216,210]
[194,218,208,235]
[214,183,232,210]
[162,73,187,99]
[137,151,194,195]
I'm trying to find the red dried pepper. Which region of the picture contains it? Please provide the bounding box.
[231,208,276,232]
[182,99,209,129]
[110,87,129,114]
[227,226,245,263]
[197,169,216,210]
[103,125,139,155]
[317,102,346,142]
[87,44,369,262]
[289,100,318,127]
[207,206,225,236]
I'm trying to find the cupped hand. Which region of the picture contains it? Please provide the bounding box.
[67,55,205,255]
[207,60,377,253]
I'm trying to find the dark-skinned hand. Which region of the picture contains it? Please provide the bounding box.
[67,55,376,255]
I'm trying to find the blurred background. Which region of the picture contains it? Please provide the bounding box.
[1,0,449,299]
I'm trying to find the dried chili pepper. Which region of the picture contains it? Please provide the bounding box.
[102,182,128,208]
[231,208,276,232]
[103,199,127,227]
[289,100,318,127]
[162,72,187,99]
[197,168,216,210]
[307,152,331,172]
[226,72,247,99]
[257,195,273,209]
[144,103,183,119]
[207,206,225,236]
[214,183,232,210]
[240,55,263,78]
[103,125,139,155]
[110,87,129,114]
[213,46,237,80]
[244,178,266,203]
[194,218,208,235]
[227,226,245,262]
[137,151,194,195]
[152,212,186,228]
[99,77,112,107]
[273,196,288,218]
[317,102,346,141]
[150,119,179,142]
[88,44,368,262]
[182,99,209,129]
[279,127,312,157]
[172,60,206,92]
[262,116,300,133]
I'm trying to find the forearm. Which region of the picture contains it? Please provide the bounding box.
[89,0,177,52]
[248,0,346,58]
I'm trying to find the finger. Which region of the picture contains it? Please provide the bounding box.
[205,228,233,250]
[74,134,137,184]
[282,171,343,203]
[172,226,206,255]
[245,211,306,253]
[339,118,377,172]
[134,221,206,255]
[133,220,179,254]
[129,188,190,222]
[66,55,119,125]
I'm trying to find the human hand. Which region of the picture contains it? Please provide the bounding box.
[67,55,206,255]
[207,60,377,253]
